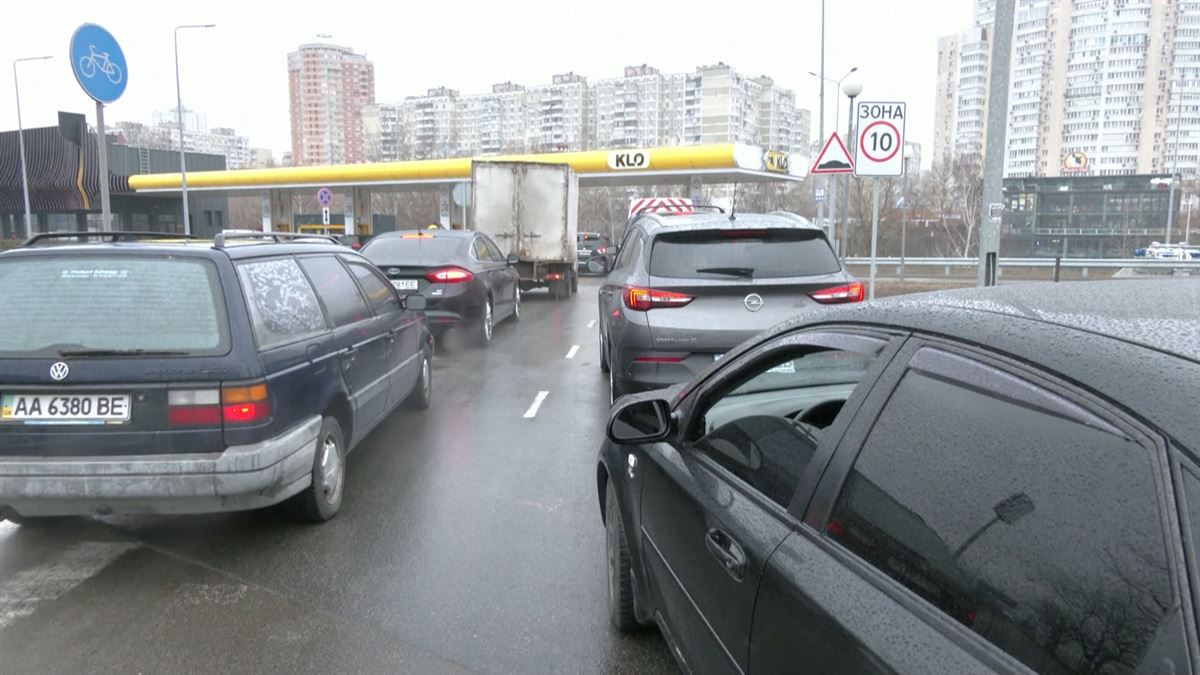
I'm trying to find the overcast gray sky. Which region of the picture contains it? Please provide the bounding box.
[0,0,971,169]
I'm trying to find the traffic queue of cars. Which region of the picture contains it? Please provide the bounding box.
[2,214,1198,674]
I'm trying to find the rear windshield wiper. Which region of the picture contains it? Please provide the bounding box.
[695,267,755,278]
[57,348,192,357]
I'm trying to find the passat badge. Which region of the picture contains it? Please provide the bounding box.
[50,362,70,381]
[744,294,764,312]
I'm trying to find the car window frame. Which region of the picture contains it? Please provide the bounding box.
[482,236,505,263]
[800,334,1191,672]
[1170,450,1200,666]
[470,236,494,263]
[672,327,903,521]
[342,257,403,316]
[613,227,642,270]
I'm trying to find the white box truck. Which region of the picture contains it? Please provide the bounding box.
[471,161,579,299]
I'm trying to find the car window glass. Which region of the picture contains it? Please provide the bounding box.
[827,366,1172,673]
[615,232,643,270]
[483,237,505,262]
[1182,464,1200,612]
[650,228,840,279]
[0,256,230,356]
[346,261,401,315]
[692,348,877,508]
[298,256,372,328]
[237,257,327,348]
[472,238,494,262]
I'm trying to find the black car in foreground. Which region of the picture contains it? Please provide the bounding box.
[0,232,433,524]
[598,279,1200,674]
[361,229,520,345]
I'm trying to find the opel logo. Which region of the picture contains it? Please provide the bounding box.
[744,294,764,312]
[49,362,70,381]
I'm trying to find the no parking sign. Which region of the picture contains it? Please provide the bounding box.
[853,101,906,177]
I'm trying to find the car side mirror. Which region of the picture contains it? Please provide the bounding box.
[402,294,427,311]
[506,254,520,266]
[607,398,672,444]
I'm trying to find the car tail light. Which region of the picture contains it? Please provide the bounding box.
[810,281,865,304]
[221,382,270,425]
[596,246,607,255]
[545,272,564,281]
[827,519,845,537]
[426,267,473,283]
[623,287,695,311]
[168,389,221,427]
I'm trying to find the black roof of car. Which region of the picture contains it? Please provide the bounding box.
[630,212,822,235]
[715,279,1200,451]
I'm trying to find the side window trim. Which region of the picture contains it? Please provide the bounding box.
[345,259,402,316]
[295,254,374,328]
[675,329,901,518]
[1170,454,1200,667]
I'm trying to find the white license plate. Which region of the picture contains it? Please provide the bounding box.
[391,279,419,290]
[0,393,131,424]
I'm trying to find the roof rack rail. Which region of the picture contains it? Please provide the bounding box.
[20,231,199,247]
[766,211,815,226]
[212,231,340,249]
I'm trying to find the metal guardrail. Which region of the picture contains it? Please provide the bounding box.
[844,257,1200,270]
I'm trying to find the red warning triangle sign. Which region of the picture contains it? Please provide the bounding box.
[810,132,855,174]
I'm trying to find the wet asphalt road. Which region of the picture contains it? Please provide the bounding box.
[0,277,677,674]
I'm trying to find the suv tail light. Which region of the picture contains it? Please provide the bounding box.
[221,382,270,425]
[168,389,221,426]
[426,267,473,283]
[624,287,695,311]
[810,281,864,304]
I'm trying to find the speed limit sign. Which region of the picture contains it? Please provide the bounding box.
[853,101,906,177]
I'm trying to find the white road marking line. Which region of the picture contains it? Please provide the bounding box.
[565,345,580,359]
[586,320,597,328]
[523,391,550,419]
[0,541,139,629]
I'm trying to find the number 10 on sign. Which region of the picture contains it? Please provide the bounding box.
[853,101,906,177]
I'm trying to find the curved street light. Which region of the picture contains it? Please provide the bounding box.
[13,55,53,239]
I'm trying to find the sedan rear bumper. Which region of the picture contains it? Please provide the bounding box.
[0,416,321,517]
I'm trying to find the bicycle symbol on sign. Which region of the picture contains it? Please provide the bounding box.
[78,44,123,85]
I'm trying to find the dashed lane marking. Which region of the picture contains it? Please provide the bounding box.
[587,320,596,328]
[523,391,550,419]
[565,345,580,359]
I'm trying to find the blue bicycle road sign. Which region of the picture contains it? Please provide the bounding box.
[70,24,128,104]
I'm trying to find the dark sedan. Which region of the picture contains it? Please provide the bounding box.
[361,230,520,345]
[577,232,616,275]
[598,279,1200,674]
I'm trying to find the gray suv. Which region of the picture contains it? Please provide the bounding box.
[598,211,861,400]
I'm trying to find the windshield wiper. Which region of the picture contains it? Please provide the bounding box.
[695,266,755,278]
[58,348,192,357]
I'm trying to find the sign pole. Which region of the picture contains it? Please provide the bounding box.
[869,178,880,300]
[95,101,112,232]
[977,0,1014,286]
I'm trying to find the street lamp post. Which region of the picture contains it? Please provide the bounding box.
[175,23,215,236]
[841,74,864,256]
[12,55,53,240]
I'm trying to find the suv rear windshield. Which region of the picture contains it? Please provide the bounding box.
[0,255,229,357]
[361,236,462,265]
[649,228,840,279]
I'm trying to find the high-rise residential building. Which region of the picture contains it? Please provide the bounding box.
[460,82,534,155]
[287,43,375,166]
[531,73,592,152]
[114,112,258,169]
[362,63,810,162]
[698,63,761,145]
[933,35,960,169]
[593,65,668,149]
[935,0,1200,178]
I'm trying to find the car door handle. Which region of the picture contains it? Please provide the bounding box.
[705,528,748,581]
[385,331,396,344]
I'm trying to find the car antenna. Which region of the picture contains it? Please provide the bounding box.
[730,183,738,221]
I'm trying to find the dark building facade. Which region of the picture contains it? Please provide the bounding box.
[0,112,226,239]
[1001,174,1178,258]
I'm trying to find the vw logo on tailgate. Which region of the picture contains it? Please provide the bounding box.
[49,362,70,381]
[743,294,764,312]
